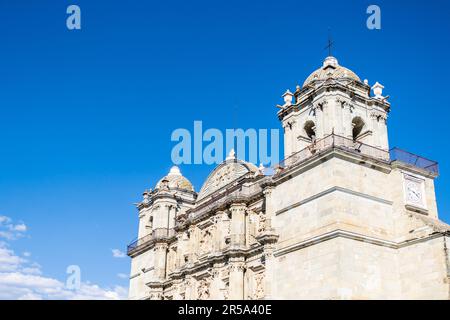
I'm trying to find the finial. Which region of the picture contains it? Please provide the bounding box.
[282,90,294,106]
[226,149,236,160]
[168,166,181,176]
[255,163,265,177]
[323,56,339,68]
[372,82,385,99]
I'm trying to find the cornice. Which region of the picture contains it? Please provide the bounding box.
[278,80,390,121]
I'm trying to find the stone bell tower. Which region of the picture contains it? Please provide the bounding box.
[128,166,196,300]
[278,56,389,158]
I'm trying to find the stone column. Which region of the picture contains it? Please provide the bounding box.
[344,104,353,140]
[138,209,147,239]
[173,279,184,300]
[229,259,245,300]
[154,243,168,281]
[230,203,246,247]
[380,115,389,150]
[176,233,184,267]
[188,225,197,262]
[263,186,275,231]
[262,245,275,299]
[213,213,224,253]
[259,186,279,300]
[370,112,385,149]
[316,105,324,139]
[185,276,194,300]
[283,122,292,158]
[336,99,344,136]
[168,205,176,230]
[367,112,376,146]
[290,120,297,154]
[210,265,224,299]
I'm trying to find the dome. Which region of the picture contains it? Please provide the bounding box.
[155,166,194,192]
[303,56,361,87]
[197,149,258,200]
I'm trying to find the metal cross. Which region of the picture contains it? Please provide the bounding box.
[324,32,333,56]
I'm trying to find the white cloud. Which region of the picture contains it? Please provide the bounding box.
[0,216,27,240]
[117,273,128,279]
[0,216,11,225]
[21,267,42,276]
[0,216,128,300]
[0,271,128,300]
[11,224,27,232]
[0,246,128,300]
[0,231,15,241]
[112,249,126,258]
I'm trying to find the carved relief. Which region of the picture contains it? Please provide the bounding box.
[199,228,213,255]
[223,282,229,300]
[149,292,163,300]
[370,111,387,122]
[313,99,328,112]
[230,262,246,273]
[336,98,354,111]
[167,247,177,273]
[197,278,211,300]
[257,212,267,234]
[198,162,250,200]
[254,273,265,300]
[247,209,259,242]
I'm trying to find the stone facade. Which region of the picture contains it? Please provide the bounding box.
[127,56,450,300]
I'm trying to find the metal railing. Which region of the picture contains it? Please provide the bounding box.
[277,134,390,169]
[187,182,263,222]
[127,135,439,254]
[127,228,176,254]
[390,147,439,175]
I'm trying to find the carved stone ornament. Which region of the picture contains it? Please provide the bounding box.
[258,212,267,233]
[254,273,265,299]
[197,278,211,300]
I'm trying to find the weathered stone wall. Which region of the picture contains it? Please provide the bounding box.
[398,236,449,299]
[129,249,154,300]
[269,153,448,299]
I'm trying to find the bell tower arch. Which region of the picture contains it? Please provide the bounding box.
[277,56,390,158]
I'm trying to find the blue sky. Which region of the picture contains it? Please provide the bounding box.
[0,0,449,299]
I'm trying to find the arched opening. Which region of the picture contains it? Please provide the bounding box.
[304,120,316,141]
[352,117,365,141]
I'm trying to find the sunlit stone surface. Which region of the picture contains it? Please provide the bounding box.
[127,57,450,300]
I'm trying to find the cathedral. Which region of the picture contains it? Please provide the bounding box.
[127,56,450,300]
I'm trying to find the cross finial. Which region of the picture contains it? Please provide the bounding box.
[324,29,333,56]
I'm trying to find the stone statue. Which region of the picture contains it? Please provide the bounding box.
[197,279,210,300]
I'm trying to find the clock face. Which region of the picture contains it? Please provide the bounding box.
[405,180,423,205]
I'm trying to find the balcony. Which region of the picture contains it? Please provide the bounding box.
[390,148,438,175]
[278,134,390,169]
[127,228,176,255]
[277,134,438,175]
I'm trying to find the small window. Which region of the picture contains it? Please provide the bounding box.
[352,117,365,141]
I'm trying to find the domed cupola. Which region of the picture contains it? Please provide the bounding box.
[155,166,194,192]
[197,150,259,201]
[303,56,361,87]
